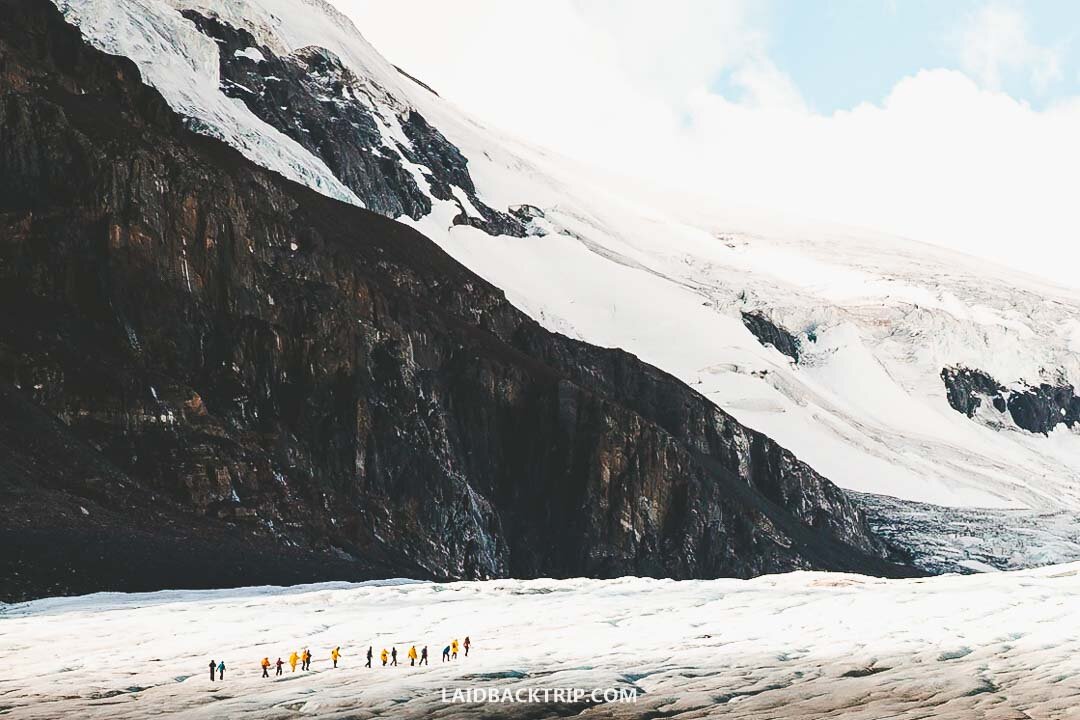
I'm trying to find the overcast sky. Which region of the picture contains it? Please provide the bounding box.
[331,0,1080,286]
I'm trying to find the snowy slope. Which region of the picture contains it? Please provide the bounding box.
[4,569,1080,718]
[52,0,1080,513]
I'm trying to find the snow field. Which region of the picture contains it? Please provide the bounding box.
[3,567,1080,718]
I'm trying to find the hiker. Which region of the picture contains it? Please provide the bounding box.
[209,659,216,682]
[261,657,271,678]
[442,645,450,662]
[289,651,299,672]
[366,646,373,668]
[391,647,398,666]
[218,661,226,680]
[302,648,311,671]
[451,639,459,659]
[407,645,417,666]
[275,657,284,676]
[380,648,388,666]
[420,646,428,666]
[331,647,341,668]
[464,636,471,657]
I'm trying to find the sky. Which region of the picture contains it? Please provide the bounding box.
[331,0,1080,285]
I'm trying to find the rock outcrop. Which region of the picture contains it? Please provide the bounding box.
[0,0,913,600]
[941,366,1080,435]
[741,310,801,362]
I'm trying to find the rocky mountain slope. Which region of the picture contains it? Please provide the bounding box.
[52,0,1080,523]
[0,0,915,601]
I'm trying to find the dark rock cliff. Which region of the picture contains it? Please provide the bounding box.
[0,0,913,601]
[941,365,1080,435]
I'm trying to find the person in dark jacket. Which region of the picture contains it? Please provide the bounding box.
[390,647,398,666]
[464,636,471,656]
[275,657,284,676]
[442,645,451,662]
[420,646,429,666]
[209,659,216,682]
[366,646,373,668]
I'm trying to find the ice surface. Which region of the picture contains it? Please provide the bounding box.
[3,569,1080,718]
[855,492,1080,574]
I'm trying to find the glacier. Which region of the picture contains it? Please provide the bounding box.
[3,567,1080,718]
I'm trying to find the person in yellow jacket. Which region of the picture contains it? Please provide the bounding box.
[260,657,271,678]
[380,648,389,666]
[289,651,298,672]
[407,645,417,666]
[331,646,341,668]
[451,639,459,659]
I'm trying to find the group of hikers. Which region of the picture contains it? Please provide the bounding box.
[365,636,471,668]
[208,637,471,682]
[257,647,330,677]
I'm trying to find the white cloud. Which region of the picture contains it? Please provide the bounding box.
[332,0,1080,287]
[569,0,770,102]
[727,58,806,111]
[953,3,1062,93]
[677,70,1080,284]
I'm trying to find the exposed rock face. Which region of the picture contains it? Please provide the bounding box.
[941,366,1080,435]
[941,367,1007,418]
[179,10,525,236]
[0,0,912,600]
[741,310,801,362]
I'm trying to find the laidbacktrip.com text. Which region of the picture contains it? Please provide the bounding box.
[441,687,639,704]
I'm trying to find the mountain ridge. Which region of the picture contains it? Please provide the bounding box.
[0,0,915,601]
[53,0,1080,517]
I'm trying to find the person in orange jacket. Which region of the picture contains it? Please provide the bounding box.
[407,645,417,666]
[260,657,271,678]
[289,651,299,672]
[331,647,341,668]
[302,648,312,671]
